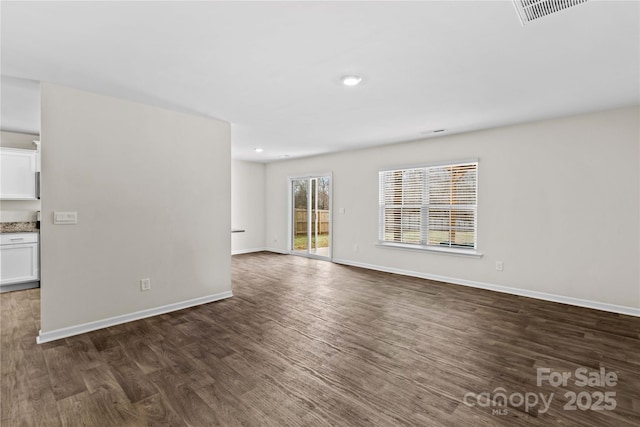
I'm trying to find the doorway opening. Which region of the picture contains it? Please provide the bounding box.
[290,174,331,259]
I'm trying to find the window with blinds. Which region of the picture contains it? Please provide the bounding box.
[378,161,477,250]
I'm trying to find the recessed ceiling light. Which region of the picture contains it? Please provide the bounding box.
[341,75,362,86]
[254,148,263,153]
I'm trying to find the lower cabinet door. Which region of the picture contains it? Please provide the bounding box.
[0,243,39,285]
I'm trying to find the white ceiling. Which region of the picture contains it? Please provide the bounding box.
[1,1,638,162]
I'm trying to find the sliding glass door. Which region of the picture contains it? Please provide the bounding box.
[291,175,331,259]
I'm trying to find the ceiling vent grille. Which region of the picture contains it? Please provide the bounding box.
[513,0,588,25]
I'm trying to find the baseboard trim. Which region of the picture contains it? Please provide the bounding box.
[264,247,289,255]
[332,258,640,317]
[232,247,267,255]
[36,290,233,344]
[231,247,289,255]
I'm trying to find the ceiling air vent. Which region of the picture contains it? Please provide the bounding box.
[512,0,588,25]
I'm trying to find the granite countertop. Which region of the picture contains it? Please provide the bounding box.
[0,222,39,233]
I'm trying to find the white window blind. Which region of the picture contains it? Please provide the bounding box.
[379,162,477,250]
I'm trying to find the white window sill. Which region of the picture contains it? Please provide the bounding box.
[375,241,483,258]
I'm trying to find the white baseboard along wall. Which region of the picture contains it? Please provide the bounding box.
[37,291,233,344]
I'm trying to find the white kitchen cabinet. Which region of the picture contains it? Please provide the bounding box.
[0,147,38,200]
[1,233,39,287]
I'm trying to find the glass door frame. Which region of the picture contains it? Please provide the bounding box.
[287,172,333,260]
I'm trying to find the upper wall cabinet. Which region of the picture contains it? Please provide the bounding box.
[0,147,38,200]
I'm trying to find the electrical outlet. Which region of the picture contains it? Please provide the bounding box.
[495,262,504,272]
[353,243,359,252]
[140,278,151,291]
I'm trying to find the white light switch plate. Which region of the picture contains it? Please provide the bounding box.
[53,211,78,225]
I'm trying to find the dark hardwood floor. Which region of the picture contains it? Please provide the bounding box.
[1,251,639,426]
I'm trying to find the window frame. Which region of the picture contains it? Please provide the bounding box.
[377,159,482,258]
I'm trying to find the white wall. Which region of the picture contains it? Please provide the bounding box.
[40,83,231,334]
[231,160,266,254]
[0,131,41,221]
[265,107,640,310]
